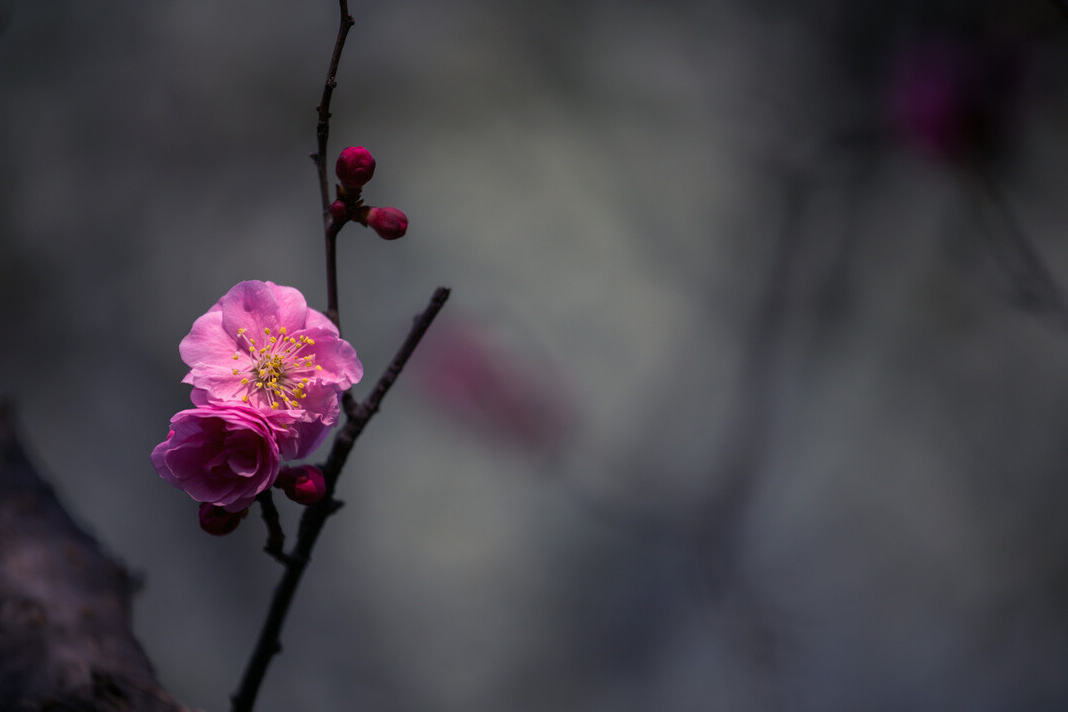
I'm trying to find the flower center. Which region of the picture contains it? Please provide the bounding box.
[230,326,323,409]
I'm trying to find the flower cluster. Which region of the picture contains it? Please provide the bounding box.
[329,146,409,240]
[151,281,362,533]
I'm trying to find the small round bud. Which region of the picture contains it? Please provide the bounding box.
[335,146,376,190]
[275,465,327,505]
[329,199,349,222]
[366,206,408,240]
[198,503,248,536]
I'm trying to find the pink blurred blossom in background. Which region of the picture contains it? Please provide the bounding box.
[886,34,1026,162]
[413,320,570,452]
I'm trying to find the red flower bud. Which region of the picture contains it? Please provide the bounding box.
[275,465,327,505]
[198,503,248,536]
[366,206,408,240]
[335,146,376,190]
[329,199,349,222]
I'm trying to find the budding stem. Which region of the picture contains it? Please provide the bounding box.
[314,0,354,332]
[231,3,449,710]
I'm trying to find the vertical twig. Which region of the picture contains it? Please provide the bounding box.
[312,0,355,329]
[324,221,344,329]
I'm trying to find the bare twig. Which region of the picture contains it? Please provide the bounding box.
[324,220,344,329]
[256,490,289,565]
[325,287,452,492]
[312,0,355,329]
[230,288,450,712]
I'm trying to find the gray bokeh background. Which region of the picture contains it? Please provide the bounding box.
[4,1,1068,710]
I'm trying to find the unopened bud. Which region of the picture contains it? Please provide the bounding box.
[198,503,248,536]
[335,146,376,190]
[329,199,349,222]
[365,206,408,240]
[275,465,327,505]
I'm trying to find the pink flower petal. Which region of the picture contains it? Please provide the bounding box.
[180,310,238,378]
[217,281,281,338]
[268,282,313,332]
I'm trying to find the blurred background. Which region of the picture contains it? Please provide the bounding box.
[3,0,1068,709]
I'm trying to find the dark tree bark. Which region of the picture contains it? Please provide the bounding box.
[0,402,192,712]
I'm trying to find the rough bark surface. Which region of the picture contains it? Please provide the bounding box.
[0,402,192,712]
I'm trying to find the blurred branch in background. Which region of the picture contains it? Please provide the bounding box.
[0,402,192,711]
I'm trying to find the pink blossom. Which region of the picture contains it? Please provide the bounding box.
[179,281,362,453]
[188,387,324,460]
[413,322,569,450]
[151,404,296,512]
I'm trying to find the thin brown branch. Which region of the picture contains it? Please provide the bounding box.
[256,490,289,565]
[324,286,451,491]
[324,220,343,329]
[313,0,355,328]
[229,287,450,712]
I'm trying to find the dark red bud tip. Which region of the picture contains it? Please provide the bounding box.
[366,206,408,240]
[275,465,327,505]
[335,146,376,190]
[329,199,349,222]
[198,503,249,536]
